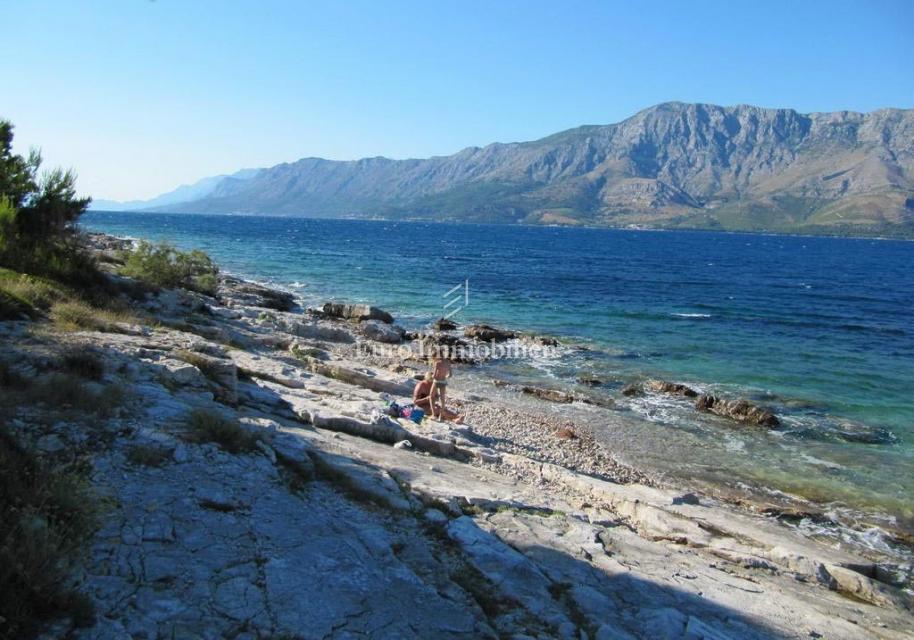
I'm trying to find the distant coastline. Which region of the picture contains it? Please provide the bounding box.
[87,208,914,242]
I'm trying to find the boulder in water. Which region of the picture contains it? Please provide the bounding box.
[695,394,779,427]
[646,379,698,398]
[416,333,476,363]
[464,324,516,342]
[433,317,458,331]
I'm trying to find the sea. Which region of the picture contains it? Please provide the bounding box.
[84,211,914,564]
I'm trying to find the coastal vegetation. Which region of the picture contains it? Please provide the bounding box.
[118,240,219,295]
[0,427,97,637]
[0,120,112,637]
[0,120,98,288]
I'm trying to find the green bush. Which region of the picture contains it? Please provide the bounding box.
[0,426,97,637]
[119,240,218,295]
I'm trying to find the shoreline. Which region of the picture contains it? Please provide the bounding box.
[89,230,914,563]
[7,230,909,637]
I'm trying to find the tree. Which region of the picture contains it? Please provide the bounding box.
[0,119,93,277]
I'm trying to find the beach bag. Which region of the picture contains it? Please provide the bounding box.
[409,408,424,423]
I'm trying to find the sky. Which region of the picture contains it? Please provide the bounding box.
[2,0,913,202]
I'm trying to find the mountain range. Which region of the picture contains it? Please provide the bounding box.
[91,168,261,212]
[94,102,914,237]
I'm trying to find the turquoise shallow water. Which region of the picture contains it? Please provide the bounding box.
[84,212,914,544]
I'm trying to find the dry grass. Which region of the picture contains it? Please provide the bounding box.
[0,268,70,314]
[60,345,105,381]
[27,373,125,418]
[174,349,224,382]
[49,300,139,333]
[184,409,260,454]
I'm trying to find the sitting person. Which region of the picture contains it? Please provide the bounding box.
[413,372,463,423]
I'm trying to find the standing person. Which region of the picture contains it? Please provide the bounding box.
[429,350,453,421]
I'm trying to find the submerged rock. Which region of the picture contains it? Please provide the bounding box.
[621,382,643,397]
[577,376,603,387]
[464,324,516,342]
[521,386,575,404]
[321,302,394,324]
[828,417,895,445]
[695,394,779,427]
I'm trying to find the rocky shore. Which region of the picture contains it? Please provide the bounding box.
[2,232,912,639]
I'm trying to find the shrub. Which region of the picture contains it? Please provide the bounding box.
[0,360,28,388]
[119,241,219,295]
[60,345,105,381]
[29,373,125,417]
[126,444,171,467]
[0,426,97,637]
[184,409,260,454]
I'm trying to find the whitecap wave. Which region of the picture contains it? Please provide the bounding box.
[671,313,712,318]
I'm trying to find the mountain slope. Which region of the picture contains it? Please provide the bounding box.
[153,103,914,236]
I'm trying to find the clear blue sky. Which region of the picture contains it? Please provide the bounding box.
[2,0,912,201]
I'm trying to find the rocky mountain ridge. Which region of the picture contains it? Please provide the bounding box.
[118,102,914,236]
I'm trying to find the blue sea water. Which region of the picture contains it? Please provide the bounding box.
[84,212,914,542]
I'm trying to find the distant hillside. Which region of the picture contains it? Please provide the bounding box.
[91,168,261,212]
[142,103,914,237]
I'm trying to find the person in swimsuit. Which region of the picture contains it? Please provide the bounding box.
[413,372,463,422]
[429,353,455,421]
